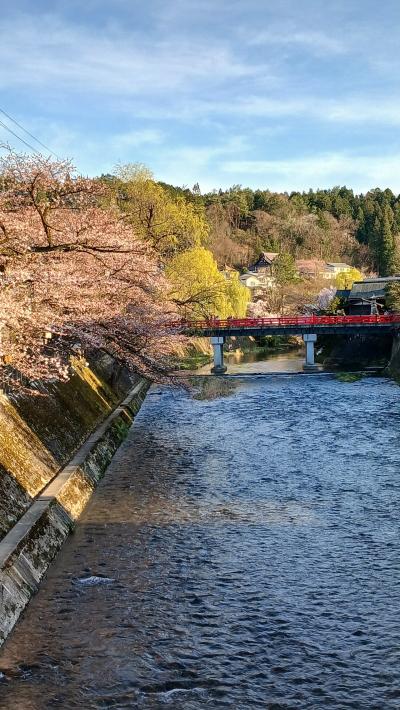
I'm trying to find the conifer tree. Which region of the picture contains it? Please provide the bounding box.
[356,206,366,242]
[379,205,396,275]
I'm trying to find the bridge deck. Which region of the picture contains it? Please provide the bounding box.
[169,314,400,337]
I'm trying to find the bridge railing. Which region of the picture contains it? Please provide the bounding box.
[165,314,400,331]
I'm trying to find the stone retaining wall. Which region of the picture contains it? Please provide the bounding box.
[0,377,149,646]
[0,353,133,542]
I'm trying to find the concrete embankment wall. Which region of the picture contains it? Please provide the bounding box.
[0,354,149,646]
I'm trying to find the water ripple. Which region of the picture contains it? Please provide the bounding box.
[1,375,400,708]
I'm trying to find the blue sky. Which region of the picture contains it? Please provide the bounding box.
[2,0,400,192]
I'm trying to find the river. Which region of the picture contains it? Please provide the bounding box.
[195,348,306,375]
[1,359,400,708]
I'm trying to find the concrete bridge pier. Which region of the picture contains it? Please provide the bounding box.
[303,334,319,372]
[211,336,227,374]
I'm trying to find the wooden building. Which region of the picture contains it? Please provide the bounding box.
[347,277,400,314]
[250,252,278,275]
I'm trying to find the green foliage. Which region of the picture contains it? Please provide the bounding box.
[110,163,209,258]
[335,372,363,382]
[273,251,299,284]
[385,282,400,312]
[335,268,363,289]
[166,247,250,319]
[225,272,250,316]
[108,163,400,285]
[193,182,400,274]
[256,335,295,349]
[378,205,396,275]
[174,352,212,370]
[326,296,342,314]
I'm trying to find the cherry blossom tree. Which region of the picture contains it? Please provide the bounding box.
[317,286,337,312]
[0,147,179,387]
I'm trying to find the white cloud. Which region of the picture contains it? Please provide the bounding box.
[147,136,249,187]
[110,128,164,149]
[0,13,268,97]
[1,10,397,132]
[248,29,345,55]
[173,95,400,127]
[2,2,400,190]
[321,100,400,124]
[221,152,400,192]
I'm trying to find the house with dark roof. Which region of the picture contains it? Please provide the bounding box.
[347,276,400,314]
[250,252,279,275]
[249,253,355,282]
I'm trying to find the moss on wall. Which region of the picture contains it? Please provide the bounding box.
[0,381,149,646]
[0,352,137,543]
[0,466,31,539]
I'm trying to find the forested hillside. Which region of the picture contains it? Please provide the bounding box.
[160,182,400,276]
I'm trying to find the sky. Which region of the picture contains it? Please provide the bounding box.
[1,0,400,193]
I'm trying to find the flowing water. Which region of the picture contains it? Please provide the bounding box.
[1,364,400,709]
[195,348,306,375]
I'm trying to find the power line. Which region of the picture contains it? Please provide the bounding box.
[0,118,42,155]
[0,107,59,158]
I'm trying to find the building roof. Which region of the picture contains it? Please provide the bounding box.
[261,251,279,262]
[349,284,385,299]
[296,259,324,272]
[358,276,400,283]
[349,277,400,300]
[251,252,279,269]
[335,289,351,299]
[326,262,352,268]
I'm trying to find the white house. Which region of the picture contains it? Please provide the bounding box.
[240,273,261,289]
[322,262,353,279]
[239,272,275,292]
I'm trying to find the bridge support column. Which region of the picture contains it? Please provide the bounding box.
[303,334,318,372]
[211,336,227,374]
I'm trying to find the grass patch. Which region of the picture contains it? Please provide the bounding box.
[173,353,212,371]
[189,377,237,400]
[254,335,300,351]
[335,372,363,383]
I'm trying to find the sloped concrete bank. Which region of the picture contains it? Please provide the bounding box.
[0,352,136,541]
[0,371,149,647]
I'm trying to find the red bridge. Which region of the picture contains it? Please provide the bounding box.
[169,314,400,373]
[174,313,400,336]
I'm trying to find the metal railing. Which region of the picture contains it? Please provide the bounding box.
[166,314,400,330]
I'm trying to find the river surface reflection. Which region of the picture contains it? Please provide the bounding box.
[196,347,306,375]
[1,366,400,708]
